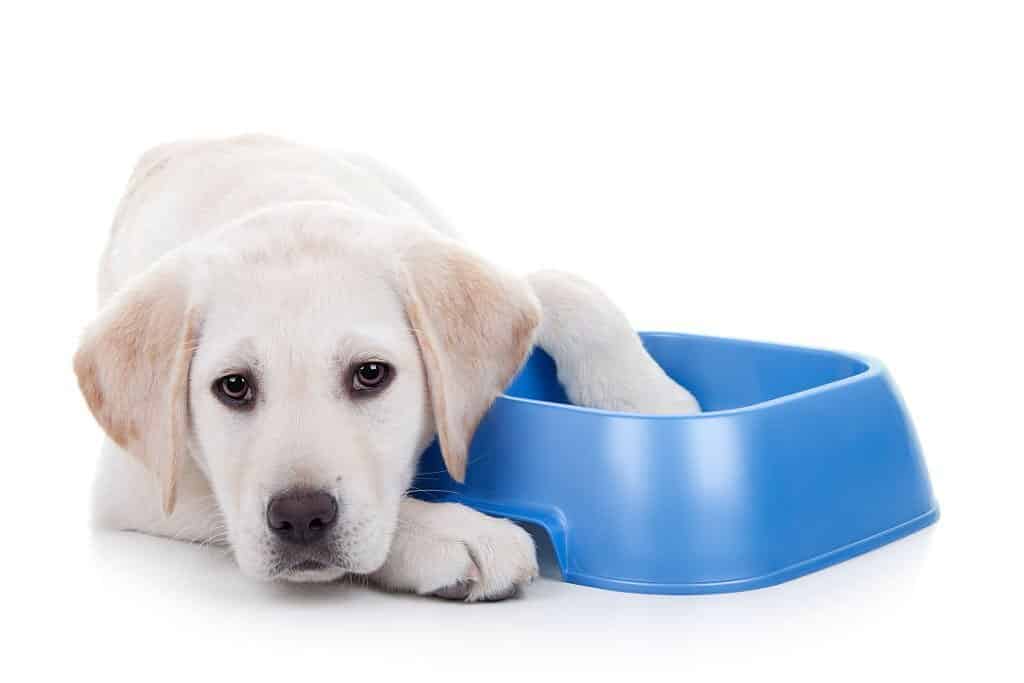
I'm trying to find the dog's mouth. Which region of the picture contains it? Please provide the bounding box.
[270,554,348,581]
[291,559,329,572]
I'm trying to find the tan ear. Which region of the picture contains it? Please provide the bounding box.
[400,240,541,482]
[73,257,198,515]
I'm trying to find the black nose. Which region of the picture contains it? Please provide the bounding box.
[266,490,338,544]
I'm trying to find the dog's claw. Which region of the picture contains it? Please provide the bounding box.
[431,559,481,601]
[432,581,520,602]
[432,581,474,600]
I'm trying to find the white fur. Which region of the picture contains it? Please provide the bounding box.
[79,135,699,601]
[528,270,701,414]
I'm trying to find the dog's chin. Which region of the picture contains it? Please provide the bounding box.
[278,562,347,583]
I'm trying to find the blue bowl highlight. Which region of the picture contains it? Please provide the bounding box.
[413,332,938,594]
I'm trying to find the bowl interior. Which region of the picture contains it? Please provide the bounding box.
[505,332,870,412]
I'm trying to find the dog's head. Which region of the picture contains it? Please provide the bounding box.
[74,206,540,581]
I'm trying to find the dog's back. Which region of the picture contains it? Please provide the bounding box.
[100,135,450,303]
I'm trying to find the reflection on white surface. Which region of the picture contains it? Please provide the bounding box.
[77,522,935,636]
[14,468,1000,678]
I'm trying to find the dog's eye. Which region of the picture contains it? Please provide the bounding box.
[352,362,392,392]
[214,374,255,406]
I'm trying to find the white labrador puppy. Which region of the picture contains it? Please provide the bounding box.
[75,135,699,601]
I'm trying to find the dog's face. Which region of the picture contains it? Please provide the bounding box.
[75,211,540,582]
[189,253,432,580]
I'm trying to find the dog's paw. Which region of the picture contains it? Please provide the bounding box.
[369,500,538,602]
[427,517,538,602]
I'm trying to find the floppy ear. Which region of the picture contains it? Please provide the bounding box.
[73,257,199,516]
[399,240,541,482]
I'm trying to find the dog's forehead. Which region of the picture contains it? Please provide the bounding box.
[216,259,395,314]
[196,249,411,361]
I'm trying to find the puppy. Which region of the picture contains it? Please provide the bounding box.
[75,135,700,600]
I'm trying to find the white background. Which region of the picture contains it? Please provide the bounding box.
[2,1,1021,679]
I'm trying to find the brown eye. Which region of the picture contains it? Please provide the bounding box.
[352,362,391,392]
[214,374,255,406]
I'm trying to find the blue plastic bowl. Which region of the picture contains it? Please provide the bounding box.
[413,332,938,594]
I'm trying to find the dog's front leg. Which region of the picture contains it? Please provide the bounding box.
[527,270,701,414]
[92,439,225,545]
[369,497,538,601]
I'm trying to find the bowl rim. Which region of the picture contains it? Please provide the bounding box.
[497,331,881,420]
